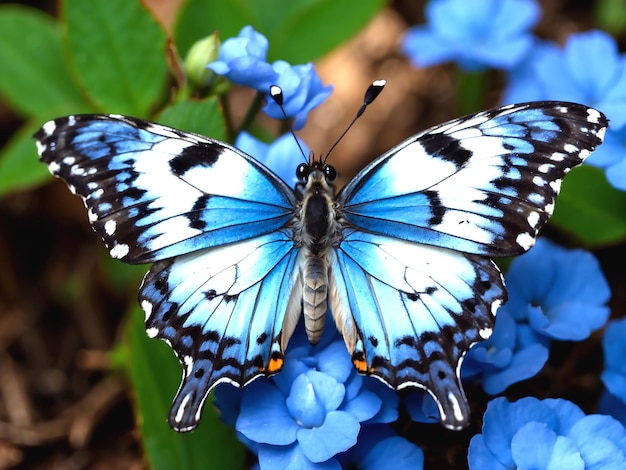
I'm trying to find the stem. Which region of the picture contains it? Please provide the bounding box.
[456,67,489,116]
[234,92,265,140]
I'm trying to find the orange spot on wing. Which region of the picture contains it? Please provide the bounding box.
[267,355,284,374]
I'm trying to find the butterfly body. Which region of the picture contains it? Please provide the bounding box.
[35,99,607,433]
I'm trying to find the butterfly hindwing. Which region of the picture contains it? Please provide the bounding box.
[35,115,297,264]
[330,230,504,429]
[140,229,300,432]
[339,102,607,257]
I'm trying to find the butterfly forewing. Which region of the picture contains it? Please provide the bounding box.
[35,115,297,264]
[339,102,607,256]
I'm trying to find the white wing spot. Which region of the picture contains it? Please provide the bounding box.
[587,108,602,124]
[42,120,56,136]
[48,161,61,174]
[110,243,130,259]
[579,149,591,160]
[563,143,579,153]
[146,326,158,337]
[479,327,493,339]
[63,156,76,165]
[549,179,562,193]
[141,300,153,319]
[104,220,117,235]
[516,232,535,251]
[527,211,540,229]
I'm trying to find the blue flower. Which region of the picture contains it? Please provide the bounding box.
[504,238,610,341]
[214,321,399,470]
[462,308,549,394]
[502,30,626,128]
[602,318,626,404]
[235,131,309,187]
[585,123,626,191]
[263,61,333,130]
[401,0,540,71]
[341,425,424,469]
[207,26,278,91]
[469,397,626,469]
[403,390,444,425]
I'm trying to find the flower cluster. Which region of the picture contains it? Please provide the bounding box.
[462,238,610,394]
[401,0,540,71]
[206,26,332,129]
[402,1,626,191]
[469,397,626,469]
[599,318,626,427]
[214,320,422,470]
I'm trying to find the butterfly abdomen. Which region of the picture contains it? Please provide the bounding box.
[298,166,342,344]
[302,256,328,344]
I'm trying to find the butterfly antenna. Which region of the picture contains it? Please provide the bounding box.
[269,85,308,163]
[323,79,386,164]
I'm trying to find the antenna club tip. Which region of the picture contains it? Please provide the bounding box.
[269,85,283,105]
[372,79,386,88]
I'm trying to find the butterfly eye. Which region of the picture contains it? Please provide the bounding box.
[324,164,337,183]
[296,163,310,182]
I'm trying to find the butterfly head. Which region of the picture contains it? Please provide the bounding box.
[296,161,337,185]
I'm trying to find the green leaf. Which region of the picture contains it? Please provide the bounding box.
[125,307,245,470]
[551,165,626,246]
[0,5,87,117]
[158,97,227,141]
[0,121,52,197]
[175,0,386,64]
[64,0,169,116]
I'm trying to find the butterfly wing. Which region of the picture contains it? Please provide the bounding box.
[338,102,607,257]
[140,229,300,432]
[329,231,504,430]
[35,115,302,432]
[332,102,607,428]
[35,115,297,263]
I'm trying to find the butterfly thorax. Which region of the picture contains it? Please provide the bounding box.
[296,164,341,344]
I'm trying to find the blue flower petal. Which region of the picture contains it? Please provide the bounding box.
[341,389,381,422]
[569,415,626,469]
[481,397,558,467]
[286,371,345,428]
[510,422,583,469]
[258,443,341,470]
[297,411,360,462]
[237,380,298,445]
[468,434,508,470]
[402,0,539,70]
[360,436,425,470]
[481,342,548,395]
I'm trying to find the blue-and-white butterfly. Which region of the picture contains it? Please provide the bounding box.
[35,80,607,432]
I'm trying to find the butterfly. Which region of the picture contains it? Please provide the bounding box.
[34,81,607,432]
